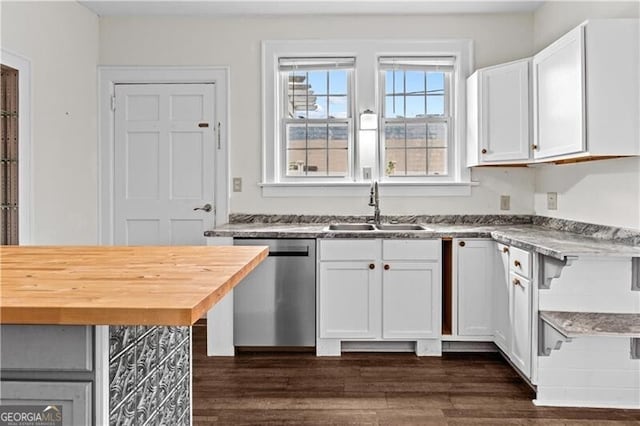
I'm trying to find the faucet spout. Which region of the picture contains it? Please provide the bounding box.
[368,181,381,225]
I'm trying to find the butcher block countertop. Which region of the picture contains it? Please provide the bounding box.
[0,245,268,326]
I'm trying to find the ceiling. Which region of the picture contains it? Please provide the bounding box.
[79,0,544,17]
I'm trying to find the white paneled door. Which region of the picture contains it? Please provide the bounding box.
[114,83,216,245]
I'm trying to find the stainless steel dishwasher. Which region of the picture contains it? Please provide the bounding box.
[233,238,316,347]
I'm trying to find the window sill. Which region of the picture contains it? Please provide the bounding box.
[259,181,478,197]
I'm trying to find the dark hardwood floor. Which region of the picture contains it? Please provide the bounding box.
[192,323,640,425]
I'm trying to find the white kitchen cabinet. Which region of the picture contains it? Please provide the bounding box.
[454,239,494,338]
[533,19,639,161]
[467,59,531,166]
[493,243,534,379]
[493,243,511,353]
[317,239,441,356]
[509,271,532,376]
[382,261,439,339]
[319,261,379,339]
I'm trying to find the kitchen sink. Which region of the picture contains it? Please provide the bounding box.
[375,224,427,231]
[327,223,430,231]
[327,223,376,231]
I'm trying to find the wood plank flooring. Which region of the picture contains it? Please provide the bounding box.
[192,323,640,425]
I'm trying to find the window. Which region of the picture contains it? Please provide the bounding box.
[262,40,471,196]
[1,65,19,245]
[279,58,354,178]
[380,57,453,178]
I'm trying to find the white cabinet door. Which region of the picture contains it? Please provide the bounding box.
[480,60,530,162]
[455,239,493,337]
[319,261,379,339]
[509,271,532,377]
[382,262,440,339]
[533,26,585,159]
[493,244,511,353]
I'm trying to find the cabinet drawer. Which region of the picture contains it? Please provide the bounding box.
[319,239,378,261]
[1,381,92,426]
[382,239,440,261]
[510,246,532,278]
[0,325,93,372]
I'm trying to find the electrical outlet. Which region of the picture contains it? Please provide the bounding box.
[547,192,558,210]
[500,195,510,211]
[233,177,242,192]
[363,167,372,180]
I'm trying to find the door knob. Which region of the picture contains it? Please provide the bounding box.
[194,203,213,212]
[384,264,390,270]
[369,263,375,270]
[459,241,465,247]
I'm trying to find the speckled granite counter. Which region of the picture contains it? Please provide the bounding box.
[540,311,640,338]
[205,216,640,260]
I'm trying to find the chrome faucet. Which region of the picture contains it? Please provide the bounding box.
[368,181,381,225]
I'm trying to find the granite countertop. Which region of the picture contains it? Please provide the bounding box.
[206,217,640,260]
[540,311,640,338]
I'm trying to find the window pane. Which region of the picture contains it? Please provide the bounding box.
[328,96,348,118]
[406,148,427,175]
[384,96,394,118]
[426,95,444,115]
[285,123,349,177]
[306,149,326,175]
[428,148,447,175]
[288,72,310,118]
[329,70,347,95]
[385,71,394,94]
[405,71,425,95]
[328,149,348,176]
[384,148,405,176]
[286,148,306,176]
[407,123,427,147]
[286,123,306,149]
[309,96,327,118]
[406,96,426,118]
[428,122,447,147]
[307,71,327,95]
[385,96,405,118]
[427,72,444,95]
[307,124,328,149]
[329,123,348,149]
[384,123,405,149]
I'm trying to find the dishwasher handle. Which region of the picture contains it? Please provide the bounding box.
[268,247,310,257]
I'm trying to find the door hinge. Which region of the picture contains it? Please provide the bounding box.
[110,95,116,111]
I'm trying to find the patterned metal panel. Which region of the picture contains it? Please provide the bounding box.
[109,325,190,426]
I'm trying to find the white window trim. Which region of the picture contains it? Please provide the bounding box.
[262,39,474,197]
[1,48,32,244]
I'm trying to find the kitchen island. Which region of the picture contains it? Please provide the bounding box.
[0,245,268,425]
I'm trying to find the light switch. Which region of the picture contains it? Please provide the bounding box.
[233,177,242,192]
[547,192,558,210]
[500,195,510,211]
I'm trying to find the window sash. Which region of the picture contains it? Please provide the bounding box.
[382,117,451,178]
[379,59,453,180]
[278,64,355,181]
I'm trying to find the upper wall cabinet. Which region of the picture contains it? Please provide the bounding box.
[467,59,531,167]
[532,19,639,161]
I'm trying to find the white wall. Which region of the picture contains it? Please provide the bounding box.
[533,1,640,230]
[1,1,99,243]
[99,14,536,216]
